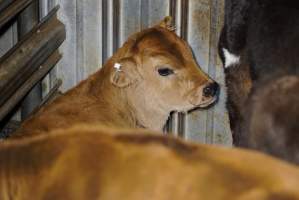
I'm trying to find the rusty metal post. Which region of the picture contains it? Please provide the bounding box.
[18,0,41,120]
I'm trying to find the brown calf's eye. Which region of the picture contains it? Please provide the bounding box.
[158,68,174,76]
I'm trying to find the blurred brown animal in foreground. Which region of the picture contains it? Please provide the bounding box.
[1,125,299,200]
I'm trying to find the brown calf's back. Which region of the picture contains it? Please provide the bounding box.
[1,125,299,200]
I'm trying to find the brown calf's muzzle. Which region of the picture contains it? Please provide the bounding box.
[187,80,219,109]
[200,81,219,107]
[203,82,219,98]
[185,64,220,109]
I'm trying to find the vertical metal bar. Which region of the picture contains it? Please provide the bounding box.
[48,0,57,10]
[103,0,120,63]
[177,0,189,138]
[76,0,84,82]
[166,0,177,136]
[169,0,176,22]
[171,112,180,135]
[48,0,58,88]
[113,0,120,51]
[18,0,41,120]
[167,0,186,137]
[39,0,48,18]
[175,0,182,36]
[180,0,189,40]
[102,0,112,62]
[178,112,187,137]
[102,0,108,63]
[170,0,182,37]
[140,0,149,29]
[205,0,218,144]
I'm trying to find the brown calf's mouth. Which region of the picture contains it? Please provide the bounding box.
[187,96,218,113]
[199,96,218,108]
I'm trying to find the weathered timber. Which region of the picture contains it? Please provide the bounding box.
[0,5,65,108]
[18,0,41,119]
[0,0,33,30]
[0,51,62,121]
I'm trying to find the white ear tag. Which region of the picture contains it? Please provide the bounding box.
[114,63,122,72]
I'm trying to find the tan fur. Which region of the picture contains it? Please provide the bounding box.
[1,125,299,200]
[13,17,215,138]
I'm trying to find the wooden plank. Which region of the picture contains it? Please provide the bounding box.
[25,78,62,120]
[0,0,33,30]
[0,7,65,108]
[39,0,58,97]
[0,6,60,63]
[18,0,41,119]
[29,78,62,117]
[0,51,62,121]
[40,78,62,107]
[0,0,13,16]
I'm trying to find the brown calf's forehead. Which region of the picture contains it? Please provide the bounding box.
[132,28,192,67]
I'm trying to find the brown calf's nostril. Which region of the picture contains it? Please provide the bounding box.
[203,82,219,97]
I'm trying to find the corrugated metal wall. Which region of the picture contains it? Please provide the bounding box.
[0,0,232,146]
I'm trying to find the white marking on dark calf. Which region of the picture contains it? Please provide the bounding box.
[223,48,240,68]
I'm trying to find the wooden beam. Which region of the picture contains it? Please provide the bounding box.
[0,6,65,107]
[0,0,33,30]
[0,51,62,121]
[0,0,13,13]
[18,0,40,119]
[28,78,63,118]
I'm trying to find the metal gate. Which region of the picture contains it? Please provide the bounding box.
[0,0,232,145]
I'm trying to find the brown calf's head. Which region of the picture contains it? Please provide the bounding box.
[109,17,219,130]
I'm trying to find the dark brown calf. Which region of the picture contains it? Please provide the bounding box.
[242,76,299,164]
[219,0,299,155]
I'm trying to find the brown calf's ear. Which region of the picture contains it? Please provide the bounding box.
[110,58,139,88]
[157,16,176,32]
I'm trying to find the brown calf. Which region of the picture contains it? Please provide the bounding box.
[13,17,218,137]
[1,125,299,200]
